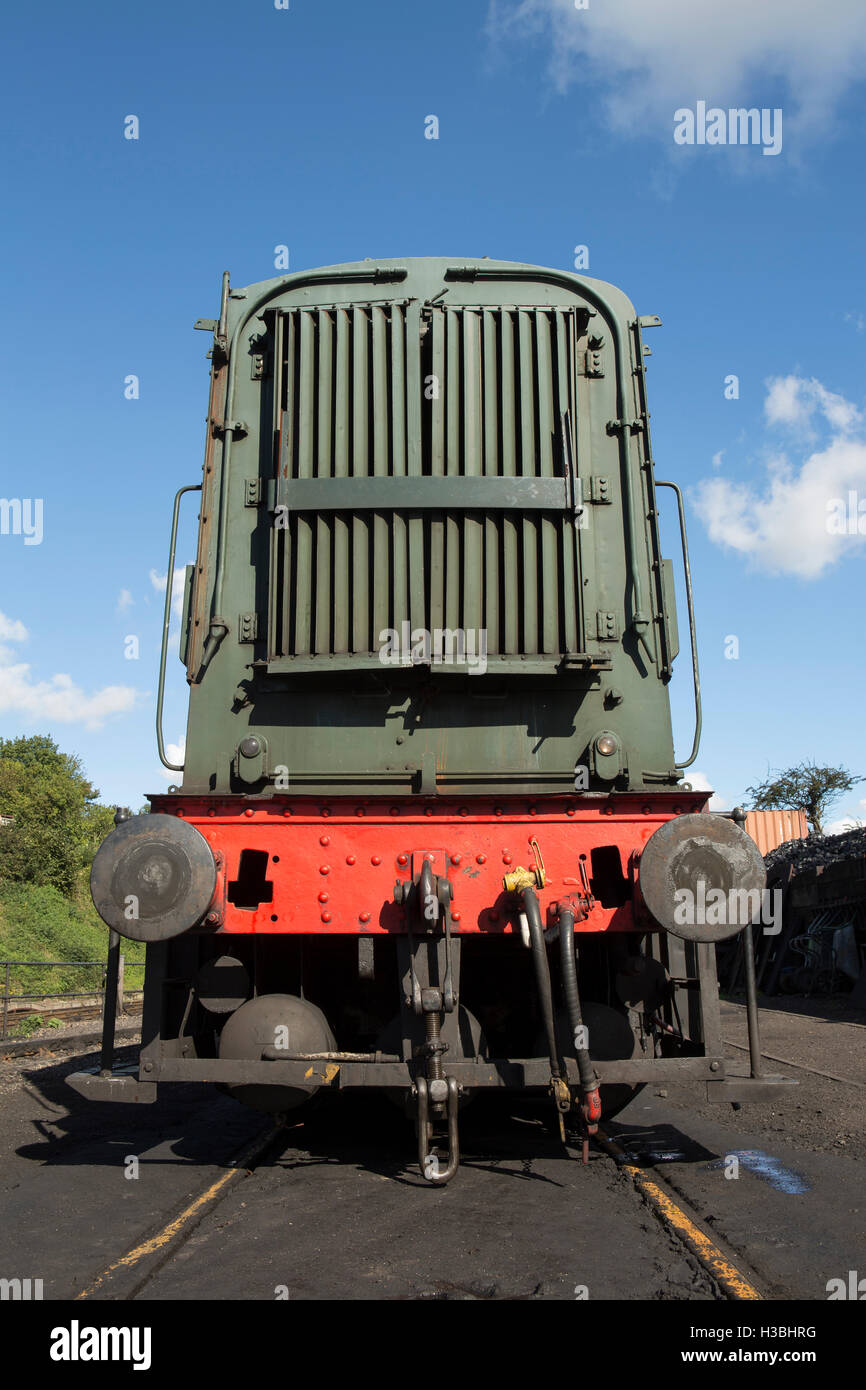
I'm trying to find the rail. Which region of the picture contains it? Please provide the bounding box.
[0,959,145,1040]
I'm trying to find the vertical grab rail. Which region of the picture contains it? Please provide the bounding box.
[156,484,201,771]
[655,479,701,768]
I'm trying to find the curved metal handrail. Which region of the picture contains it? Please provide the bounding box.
[656,479,702,768]
[156,484,201,771]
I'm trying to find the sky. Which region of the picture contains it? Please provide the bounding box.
[1,0,865,829]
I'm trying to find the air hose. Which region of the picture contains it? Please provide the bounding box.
[558,905,602,1161]
[558,907,598,1095]
[520,887,563,1080]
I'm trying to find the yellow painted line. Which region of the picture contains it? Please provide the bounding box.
[598,1132,762,1301]
[76,1126,279,1300]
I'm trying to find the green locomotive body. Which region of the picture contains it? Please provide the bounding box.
[76,260,789,1180]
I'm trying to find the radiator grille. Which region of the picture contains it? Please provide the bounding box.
[268,302,582,666]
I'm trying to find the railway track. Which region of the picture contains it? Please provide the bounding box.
[723,1038,865,1088]
[2,1037,860,1305]
[70,1106,769,1303]
[2,999,142,1029]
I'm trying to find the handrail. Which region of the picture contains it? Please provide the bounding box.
[656,480,702,768]
[156,484,201,771]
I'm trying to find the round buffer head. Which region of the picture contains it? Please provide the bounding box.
[90,813,217,942]
[638,813,766,943]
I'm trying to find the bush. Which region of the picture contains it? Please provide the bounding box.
[0,735,116,896]
[0,882,145,998]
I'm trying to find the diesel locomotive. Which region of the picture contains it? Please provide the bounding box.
[74,258,789,1181]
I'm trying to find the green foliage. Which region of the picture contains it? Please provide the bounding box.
[0,739,144,1019]
[0,734,115,895]
[11,1016,64,1037]
[745,761,864,836]
[0,882,145,997]
[13,1015,45,1037]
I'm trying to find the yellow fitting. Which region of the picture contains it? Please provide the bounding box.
[502,866,538,893]
[502,839,546,893]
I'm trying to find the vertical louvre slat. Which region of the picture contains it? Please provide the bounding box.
[352,307,369,651]
[518,310,538,654]
[537,312,558,654]
[429,306,445,636]
[390,305,409,635]
[294,310,315,655]
[462,309,483,636]
[371,306,390,643]
[444,309,461,632]
[315,310,333,654]
[500,310,519,655]
[333,308,350,652]
[280,311,296,656]
[404,302,425,631]
[482,310,499,652]
[269,312,285,660]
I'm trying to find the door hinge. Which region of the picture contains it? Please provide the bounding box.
[596,611,618,641]
[583,334,605,377]
[239,613,259,643]
[245,478,262,507]
[589,476,611,504]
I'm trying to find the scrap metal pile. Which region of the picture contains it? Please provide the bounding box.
[764,825,866,881]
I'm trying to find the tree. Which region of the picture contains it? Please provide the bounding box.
[0,735,115,895]
[745,761,864,836]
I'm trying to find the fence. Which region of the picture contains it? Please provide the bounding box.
[0,958,145,1040]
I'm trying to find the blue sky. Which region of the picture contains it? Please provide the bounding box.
[1,0,865,828]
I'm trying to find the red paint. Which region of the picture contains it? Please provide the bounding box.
[149,793,706,937]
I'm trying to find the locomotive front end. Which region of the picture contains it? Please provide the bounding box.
[72,257,794,1179]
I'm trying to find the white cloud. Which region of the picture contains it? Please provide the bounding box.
[825,816,866,835]
[489,0,866,142]
[116,588,134,614]
[693,376,866,578]
[764,374,861,435]
[711,450,724,470]
[149,567,187,621]
[686,770,726,811]
[825,798,866,835]
[0,613,28,642]
[0,611,140,731]
[158,736,186,780]
[844,311,865,334]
